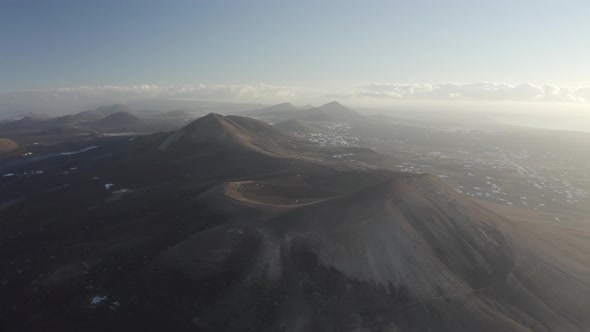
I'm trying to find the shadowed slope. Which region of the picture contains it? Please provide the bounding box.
[149,173,587,331]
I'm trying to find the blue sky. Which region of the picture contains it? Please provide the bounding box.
[1,0,590,110]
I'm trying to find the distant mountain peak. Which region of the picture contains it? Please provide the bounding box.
[318,101,354,112]
[262,103,297,112]
[314,101,363,119]
[94,104,130,112]
[157,113,290,158]
[88,104,134,118]
[176,112,228,134]
[160,113,251,150]
[275,102,295,108]
[85,111,142,128]
[322,101,345,107]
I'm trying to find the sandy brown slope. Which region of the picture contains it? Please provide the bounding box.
[0,138,19,155]
[477,200,590,329]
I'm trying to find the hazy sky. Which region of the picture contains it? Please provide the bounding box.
[1,0,590,111]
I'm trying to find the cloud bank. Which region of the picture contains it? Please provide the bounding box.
[342,82,590,103]
[2,82,590,116]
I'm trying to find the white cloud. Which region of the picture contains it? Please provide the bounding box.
[2,82,590,116]
[51,83,300,100]
[341,82,590,103]
[574,87,590,101]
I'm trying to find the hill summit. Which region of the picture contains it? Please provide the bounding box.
[54,104,135,124]
[157,113,290,156]
[310,101,364,119]
[85,111,142,129]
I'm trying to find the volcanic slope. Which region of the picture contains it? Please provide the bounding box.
[102,113,376,186]
[1,114,589,331]
[156,113,295,155]
[150,174,589,332]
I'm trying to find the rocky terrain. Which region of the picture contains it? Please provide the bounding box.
[1,106,589,331]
